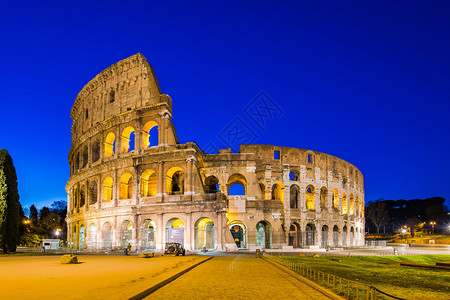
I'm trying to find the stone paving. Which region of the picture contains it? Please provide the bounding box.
[148,254,334,299]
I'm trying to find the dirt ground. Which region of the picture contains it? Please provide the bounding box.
[0,255,207,299]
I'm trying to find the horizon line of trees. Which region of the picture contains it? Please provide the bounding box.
[365,197,448,236]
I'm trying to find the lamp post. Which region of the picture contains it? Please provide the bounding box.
[401,228,407,240]
[430,222,436,235]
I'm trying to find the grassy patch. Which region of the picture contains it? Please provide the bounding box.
[280,255,450,299]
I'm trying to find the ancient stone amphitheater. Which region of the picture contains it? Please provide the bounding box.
[66,53,365,252]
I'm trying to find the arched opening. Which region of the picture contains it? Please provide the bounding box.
[102,177,113,202]
[194,217,214,250]
[91,140,100,163]
[142,121,159,148]
[258,182,266,200]
[321,225,329,248]
[82,146,88,167]
[75,153,80,170]
[72,189,78,209]
[306,185,315,210]
[228,173,247,196]
[306,223,315,246]
[119,173,133,199]
[166,218,184,245]
[355,196,360,216]
[289,223,301,248]
[289,169,299,181]
[80,185,86,207]
[204,176,219,193]
[290,185,299,209]
[350,227,354,246]
[166,167,185,195]
[342,193,348,214]
[271,182,284,203]
[102,222,113,249]
[140,169,157,197]
[229,221,246,249]
[349,194,355,215]
[120,126,136,153]
[333,188,339,208]
[120,220,133,249]
[79,225,85,249]
[320,187,328,208]
[333,225,339,247]
[89,181,98,205]
[342,225,348,247]
[104,132,115,158]
[256,221,272,249]
[141,219,156,250]
[87,223,97,250]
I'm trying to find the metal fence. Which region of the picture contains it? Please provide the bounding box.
[264,254,404,300]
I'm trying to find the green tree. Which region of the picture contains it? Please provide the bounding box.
[0,149,22,253]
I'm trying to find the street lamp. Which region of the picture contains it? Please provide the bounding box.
[55,228,61,239]
[430,222,436,235]
[401,228,407,240]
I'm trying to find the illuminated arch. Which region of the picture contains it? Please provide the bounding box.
[142,121,159,148]
[342,192,348,214]
[120,220,133,249]
[320,187,328,208]
[228,220,247,249]
[194,217,214,250]
[121,126,135,153]
[102,177,113,202]
[89,181,98,205]
[271,182,284,203]
[204,175,219,193]
[228,173,247,195]
[333,188,339,208]
[104,132,115,158]
[140,169,157,197]
[305,185,315,210]
[119,172,133,199]
[349,193,355,215]
[166,167,185,195]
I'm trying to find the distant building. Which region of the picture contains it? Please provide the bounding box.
[42,239,60,250]
[66,53,365,251]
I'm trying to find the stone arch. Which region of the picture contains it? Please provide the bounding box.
[305,185,315,210]
[333,225,339,247]
[256,220,272,249]
[271,182,284,203]
[79,224,86,249]
[306,223,316,246]
[321,225,329,248]
[349,193,355,215]
[258,182,266,200]
[142,120,159,148]
[87,223,97,250]
[120,220,133,249]
[141,219,156,250]
[80,184,86,207]
[140,169,157,197]
[333,188,339,208]
[75,152,80,171]
[342,193,348,214]
[320,187,328,208]
[204,175,219,193]
[342,225,348,247]
[102,222,113,249]
[194,217,214,250]
[350,226,355,246]
[166,167,185,195]
[290,185,299,209]
[289,222,301,248]
[228,220,246,249]
[228,173,247,195]
[104,132,115,158]
[121,126,136,153]
[166,218,184,245]
[82,145,88,167]
[102,176,113,202]
[91,140,101,163]
[119,172,133,199]
[89,181,98,205]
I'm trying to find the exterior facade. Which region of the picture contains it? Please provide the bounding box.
[66,53,365,252]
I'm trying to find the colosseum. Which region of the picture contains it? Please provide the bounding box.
[66,53,365,252]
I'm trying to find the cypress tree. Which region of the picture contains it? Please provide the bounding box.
[0,149,21,253]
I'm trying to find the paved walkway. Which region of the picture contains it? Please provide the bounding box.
[148,255,333,299]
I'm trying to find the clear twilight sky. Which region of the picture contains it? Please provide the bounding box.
[0,1,449,210]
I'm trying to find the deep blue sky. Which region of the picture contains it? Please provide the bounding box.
[1,1,449,209]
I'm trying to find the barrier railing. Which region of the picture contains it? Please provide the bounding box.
[264,254,405,300]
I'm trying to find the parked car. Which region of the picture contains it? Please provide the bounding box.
[164,242,186,256]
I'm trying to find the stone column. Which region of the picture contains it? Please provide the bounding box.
[185,213,192,250]
[113,168,119,207]
[315,190,321,213]
[133,214,139,251]
[97,221,101,250]
[157,162,165,197]
[133,166,140,205]
[157,213,164,250]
